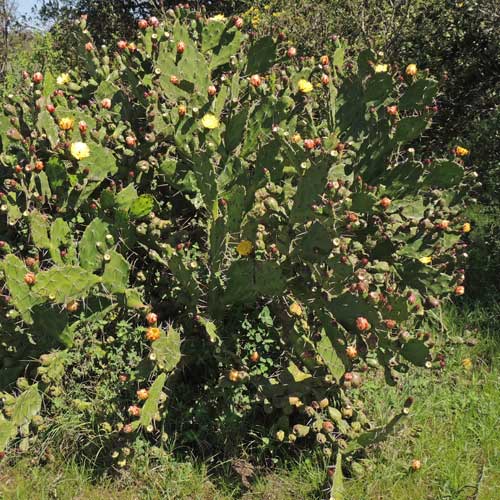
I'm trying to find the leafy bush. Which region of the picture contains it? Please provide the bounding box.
[0,31,64,100]
[466,205,500,297]
[242,0,500,301]
[0,6,472,467]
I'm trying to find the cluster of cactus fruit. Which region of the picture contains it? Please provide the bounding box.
[0,5,473,463]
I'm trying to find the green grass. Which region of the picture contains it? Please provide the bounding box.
[1,301,498,500]
[342,301,500,500]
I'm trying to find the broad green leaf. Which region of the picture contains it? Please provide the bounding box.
[37,110,59,148]
[225,107,248,151]
[211,30,245,69]
[330,453,344,500]
[198,317,219,343]
[201,20,225,52]
[246,36,276,74]
[423,160,464,188]
[11,384,42,427]
[394,116,429,143]
[399,78,438,111]
[255,261,286,296]
[129,194,154,219]
[287,362,312,382]
[152,327,182,372]
[79,218,109,271]
[115,184,138,210]
[2,254,41,323]
[400,339,430,366]
[102,251,129,293]
[124,288,147,309]
[224,260,256,304]
[79,142,117,180]
[0,418,16,452]
[351,192,376,213]
[317,334,346,381]
[292,222,332,262]
[135,373,167,429]
[30,212,51,248]
[33,266,100,303]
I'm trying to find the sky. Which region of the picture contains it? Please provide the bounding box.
[17,0,39,17]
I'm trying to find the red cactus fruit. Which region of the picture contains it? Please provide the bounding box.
[304,139,315,150]
[137,388,149,401]
[101,98,112,109]
[148,16,160,28]
[380,197,392,209]
[346,345,358,359]
[386,105,398,116]
[356,316,371,331]
[250,74,262,87]
[32,72,43,84]
[24,272,36,286]
[146,312,158,325]
[128,405,141,417]
[384,319,397,329]
[177,41,186,54]
[249,351,260,363]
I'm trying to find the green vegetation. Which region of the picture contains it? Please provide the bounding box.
[0,1,498,498]
[242,0,500,300]
[0,303,497,499]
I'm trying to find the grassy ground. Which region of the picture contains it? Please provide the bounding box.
[1,301,498,500]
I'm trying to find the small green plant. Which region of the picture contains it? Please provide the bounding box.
[0,6,473,469]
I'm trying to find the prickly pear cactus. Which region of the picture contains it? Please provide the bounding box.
[0,6,473,460]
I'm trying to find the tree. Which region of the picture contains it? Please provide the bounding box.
[0,0,16,81]
[39,1,151,46]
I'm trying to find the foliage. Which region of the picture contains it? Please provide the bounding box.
[0,16,64,100]
[38,0,151,46]
[1,303,498,499]
[240,0,500,301]
[0,7,472,466]
[466,205,500,296]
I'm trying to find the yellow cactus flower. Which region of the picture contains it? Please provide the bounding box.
[419,256,433,265]
[56,73,70,85]
[145,327,161,342]
[289,302,302,317]
[455,146,469,157]
[59,117,74,130]
[291,133,302,144]
[462,358,473,371]
[236,240,253,256]
[209,14,226,22]
[297,79,313,93]
[201,113,220,129]
[406,64,418,76]
[70,142,90,160]
[462,222,471,233]
[374,64,388,73]
[288,396,302,407]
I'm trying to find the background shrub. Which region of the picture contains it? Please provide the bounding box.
[240,0,500,302]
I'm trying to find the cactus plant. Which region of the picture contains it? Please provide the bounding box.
[0,7,474,461]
